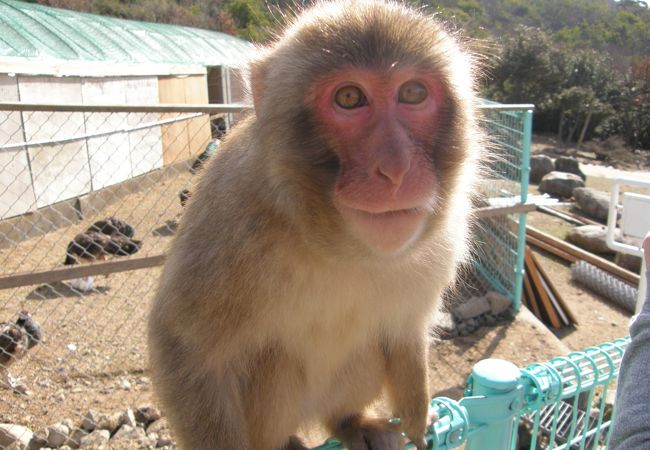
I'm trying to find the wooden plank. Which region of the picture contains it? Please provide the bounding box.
[475,202,536,219]
[525,246,562,329]
[530,250,578,326]
[0,254,165,290]
[184,74,212,157]
[536,205,586,226]
[526,225,639,286]
[159,76,191,165]
[563,208,602,226]
[523,268,542,320]
[527,235,578,263]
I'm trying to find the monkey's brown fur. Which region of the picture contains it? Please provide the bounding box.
[148,1,483,449]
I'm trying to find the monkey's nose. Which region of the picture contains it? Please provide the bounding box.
[376,150,411,188]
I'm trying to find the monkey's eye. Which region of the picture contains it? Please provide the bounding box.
[398,81,428,104]
[334,85,367,109]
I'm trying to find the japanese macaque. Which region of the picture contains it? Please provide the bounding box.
[148,1,483,449]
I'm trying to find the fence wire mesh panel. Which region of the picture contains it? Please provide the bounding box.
[314,338,629,450]
[0,103,247,448]
[449,102,532,309]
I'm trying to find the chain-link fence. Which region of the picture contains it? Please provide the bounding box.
[0,100,532,448]
[0,102,248,447]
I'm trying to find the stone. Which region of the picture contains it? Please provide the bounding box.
[96,413,120,433]
[134,405,161,426]
[80,410,98,432]
[567,225,616,254]
[27,430,47,450]
[573,187,611,221]
[486,291,511,315]
[78,429,109,448]
[156,432,174,447]
[529,155,555,183]
[615,252,642,273]
[539,171,585,198]
[112,425,155,447]
[68,428,88,448]
[47,423,69,448]
[119,409,137,428]
[454,296,491,320]
[555,156,586,180]
[0,424,33,448]
[146,418,169,434]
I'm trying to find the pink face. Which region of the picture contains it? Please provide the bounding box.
[312,68,445,254]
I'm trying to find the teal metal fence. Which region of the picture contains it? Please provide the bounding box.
[314,337,629,450]
[451,101,533,311]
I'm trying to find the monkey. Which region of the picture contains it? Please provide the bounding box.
[148,1,483,449]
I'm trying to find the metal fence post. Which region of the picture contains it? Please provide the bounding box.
[462,358,522,450]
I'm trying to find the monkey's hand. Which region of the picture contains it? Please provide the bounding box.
[397,402,438,450]
[334,415,404,450]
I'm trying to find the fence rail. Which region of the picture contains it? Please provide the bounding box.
[314,338,629,450]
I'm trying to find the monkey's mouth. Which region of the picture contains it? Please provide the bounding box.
[337,205,427,253]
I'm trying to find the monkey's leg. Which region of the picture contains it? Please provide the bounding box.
[385,338,431,450]
[246,348,309,450]
[150,334,251,449]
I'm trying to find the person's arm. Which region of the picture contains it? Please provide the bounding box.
[609,233,650,449]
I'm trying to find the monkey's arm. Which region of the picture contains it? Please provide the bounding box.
[384,336,430,450]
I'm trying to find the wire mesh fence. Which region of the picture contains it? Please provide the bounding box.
[0,102,247,447]
[454,102,533,310]
[0,100,534,448]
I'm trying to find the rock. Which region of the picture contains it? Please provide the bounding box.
[96,413,120,433]
[486,291,511,315]
[0,424,34,448]
[27,430,47,450]
[573,187,611,221]
[567,225,615,254]
[454,296,491,320]
[119,409,137,428]
[529,155,555,183]
[539,171,585,198]
[68,428,88,448]
[155,432,174,447]
[555,156,586,180]
[112,425,155,447]
[80,411,98,433]
[78,429,109,448]
[134,405,162,426]
[615,252,642,273]
[47,423,69,448]
[146,418,169,434]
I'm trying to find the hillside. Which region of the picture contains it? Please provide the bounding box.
[23,0,650,151]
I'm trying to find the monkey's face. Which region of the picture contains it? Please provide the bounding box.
[311,68,445,254]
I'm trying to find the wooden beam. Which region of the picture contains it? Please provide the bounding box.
[527,235,578,263]
[525,247,562,329]
[523,268,542,320]
[475,203,536,219]
[0,254,166,290]
[526,225,639,286]
[530,250,578,326]
[536,205,586,226]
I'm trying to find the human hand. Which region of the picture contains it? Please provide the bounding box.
[643,231,650,267]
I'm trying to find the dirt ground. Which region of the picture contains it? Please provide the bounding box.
[0,136,648,447]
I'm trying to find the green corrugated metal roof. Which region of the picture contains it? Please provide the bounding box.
[0,0,255,67]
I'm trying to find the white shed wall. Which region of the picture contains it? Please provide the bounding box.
[0,74,164,220]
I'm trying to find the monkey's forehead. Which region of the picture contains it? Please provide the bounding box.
[268,1,468,77]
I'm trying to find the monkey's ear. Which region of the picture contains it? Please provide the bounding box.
[250,60,267,116]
